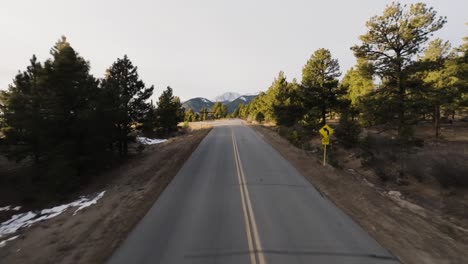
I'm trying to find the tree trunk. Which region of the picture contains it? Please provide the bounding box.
[321,105,326,125]
[118,125,123,156]
[435,104,440,138]
[396,53,405,140]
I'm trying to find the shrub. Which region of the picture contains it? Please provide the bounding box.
[255,112,265,123]
[335,115,361,148]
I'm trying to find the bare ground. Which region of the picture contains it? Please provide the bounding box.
[252,124,468,264]
[0,128,211,264]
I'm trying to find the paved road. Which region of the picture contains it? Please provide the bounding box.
[108,120,399,264]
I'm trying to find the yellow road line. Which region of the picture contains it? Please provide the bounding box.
[232,132,256,264]
[232,130,266,264]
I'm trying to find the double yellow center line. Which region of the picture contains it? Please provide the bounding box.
[232,130,266,264]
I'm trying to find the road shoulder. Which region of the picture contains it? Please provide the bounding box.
[0,128,212,264]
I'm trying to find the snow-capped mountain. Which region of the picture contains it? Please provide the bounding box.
[212,92,241,102]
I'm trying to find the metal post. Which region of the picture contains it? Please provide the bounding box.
[323,144,327,166]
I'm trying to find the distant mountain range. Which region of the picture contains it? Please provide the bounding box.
[182,93,257,114]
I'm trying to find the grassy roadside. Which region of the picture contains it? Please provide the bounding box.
[0,128,211,264]
[251,124,468,264]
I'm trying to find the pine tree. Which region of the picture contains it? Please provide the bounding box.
[418,38,458,138]
[273,78,304,127]
[352,2,446,139]
[301,48,342,126]
[155,87,184,136]
[341,59,374,106]
[102,55,154,156]
[44,36,104,184]
[232,104,241,118]
[199,107,208,121]
[452,34,468,115]
[211,102,227,119]
[184,108,196,122]
[0,55,46,163]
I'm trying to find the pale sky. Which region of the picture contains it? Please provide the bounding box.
[1,0,466,101]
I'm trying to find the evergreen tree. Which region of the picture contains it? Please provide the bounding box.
[273,78,304,127]
[246,92,266,122]
[140,102,157,136]
[419,38,458,137]
[301,48,342,126]
[340,59,374,106]
[452,34,468,114]
[232,103,244,118]
[1,37,109,190]
[352,2,446,139]
[43,36,104,184]
[0,55,46,163]
[211,102,228,119]
[184,108,196,122]
[155,87,184,135]
[199,107,208,121]
[101,55,154,156]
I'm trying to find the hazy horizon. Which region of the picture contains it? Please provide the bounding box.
[1,0,466,101]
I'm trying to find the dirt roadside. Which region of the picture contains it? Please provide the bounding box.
[0,128,211,264]
[252,125,468,264]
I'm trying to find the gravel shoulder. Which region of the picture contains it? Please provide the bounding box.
[0,128,211,264]
[252,124,468,264]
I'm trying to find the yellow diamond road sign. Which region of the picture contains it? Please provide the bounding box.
[321,137,330,145]
[319,124,334,138]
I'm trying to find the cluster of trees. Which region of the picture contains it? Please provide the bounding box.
[184,102,229,122]
[237,2,467,143]
[210,102,228,119]
[0,37,184,192]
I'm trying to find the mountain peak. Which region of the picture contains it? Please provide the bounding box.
[212,92,241,102]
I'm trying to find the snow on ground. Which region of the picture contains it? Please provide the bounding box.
[0,191,105,238]
[201,98,210,103]
[136,137,167,145]
[239,96,247,102]
[0,206,21,212]
[73,191,105,215]
[0,235,19,248]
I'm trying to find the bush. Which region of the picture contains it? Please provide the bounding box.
[255,112,265,123]
[335,119,361,148]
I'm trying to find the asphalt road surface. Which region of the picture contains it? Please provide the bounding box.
[108,120,399,264]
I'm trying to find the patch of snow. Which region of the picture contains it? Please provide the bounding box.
[136,137,167,145]
[245,91,260,96]
[201,98,210,103]
[239,96,247,102]
[213,92,241,102]
[0,191,105,238]
[0,206,21,212]
[73,191,105,215]
[0,235,19,248]
[387,190,402,198]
